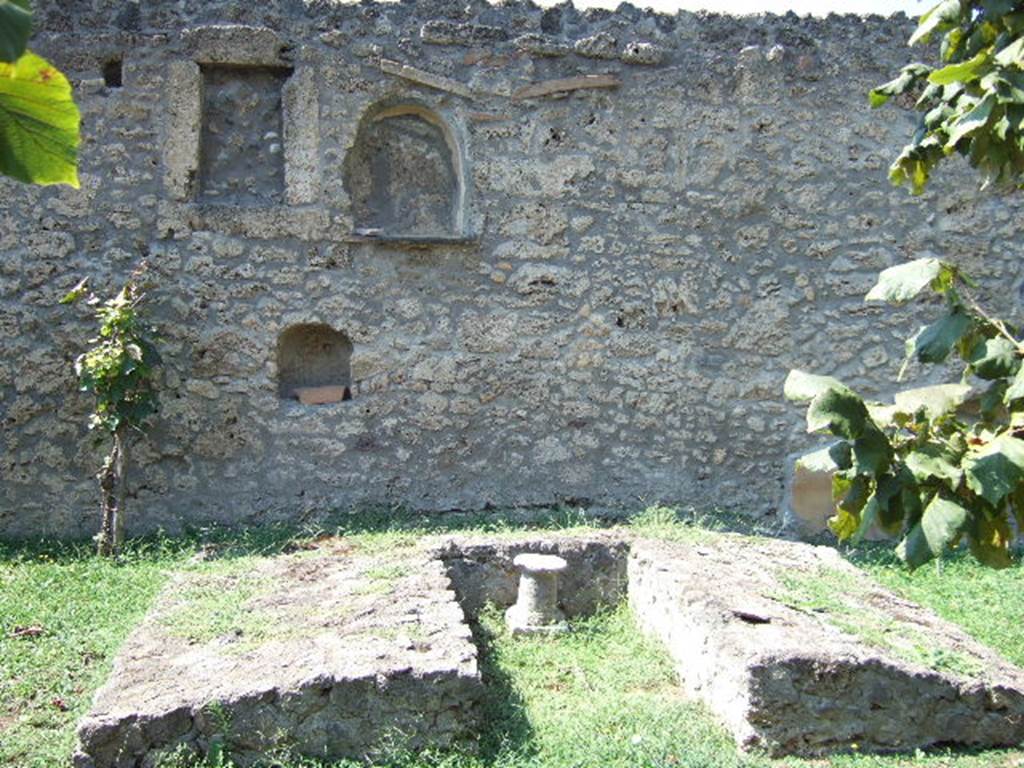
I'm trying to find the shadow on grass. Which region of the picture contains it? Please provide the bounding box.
[467,619,537,765]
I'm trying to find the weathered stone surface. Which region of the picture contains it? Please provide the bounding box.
[621,41,666,65]
[73,549,482,767]
[505,552,569,635]
[573,31,618,59]
[5,2,1024,539]
[420,20,507,46]
[513,33,571,58]
[781,448,836,539]
[434,532,629,620]
[628,536,1024,756]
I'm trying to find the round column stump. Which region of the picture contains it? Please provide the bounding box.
[505,553,569,636]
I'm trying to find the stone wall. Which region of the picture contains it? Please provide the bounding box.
[2,0,1022,539]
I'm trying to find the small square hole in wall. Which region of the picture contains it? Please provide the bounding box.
[199,65,290,205]
[102,60,123,88]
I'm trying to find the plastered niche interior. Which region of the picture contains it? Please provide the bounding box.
[276,324,353,402]
[199,65,291,205]
[344,104,465,238]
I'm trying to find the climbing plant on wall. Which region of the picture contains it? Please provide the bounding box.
[61,268,161,557]
[785,260,1023,569]
[0,0,80,186]
[871,0,1024,194]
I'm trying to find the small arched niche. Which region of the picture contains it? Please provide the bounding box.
[276,324,353,405]
[344,103,465,239]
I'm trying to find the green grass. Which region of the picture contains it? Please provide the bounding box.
[2,509,1024,768]
[771,565,987,678]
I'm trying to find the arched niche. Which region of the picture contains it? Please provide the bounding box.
[343,103,466,238]
[276,324,353,404]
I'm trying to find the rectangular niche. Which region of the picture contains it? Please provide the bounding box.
[199,66,291,205]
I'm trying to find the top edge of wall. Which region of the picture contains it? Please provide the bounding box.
[31,0,918,41]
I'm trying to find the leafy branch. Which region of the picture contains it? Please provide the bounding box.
[871,0,1024,193]
[786,258,1024,569]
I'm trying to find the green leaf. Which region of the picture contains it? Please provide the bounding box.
[796,444,844,473]
[946,93,997,150]
[784,369,847,402]
[968,513,1013,568]
[1004,365,1024,403]
[0,51,80,187]
[807,386,870,440]
[928,49,991,85]
[865,258,944,304]
[910,0,964,46]
[876,472,913,535]
[906,308,972,364]
[905,442,964,490]
[897,495,969,569]
[0,0,32,64]
[829,474,870,540]
[994,36,1024,67]
[851,492,880,544]
[893,383,973,420]
[870,63,932,108]
[59,277,89,305]
[852,425,893,476]
[964,433,1024,505]
[969,336,1021,380]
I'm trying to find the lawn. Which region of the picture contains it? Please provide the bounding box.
[2,509,1023,768]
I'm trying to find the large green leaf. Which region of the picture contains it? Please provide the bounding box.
[1005,365,1024,403]
[906,308,972,364]
[969,336,1021,380]
[851,492,880,544]
[870,63,932,108]
[807,386,870,440]
[946,93,997,150]
[852,425,892,475]
[0,0,31,64]
[928,49,991,85]
[0,52,80,187]
[910,0,964,46]
[905,441,964,490]
[964,433,1024,505]
[784,369,848,403]
[897,495,969,569]
[893,383,973,420]
[994,36,1024,67]
[876,471,914,535]
[865,258,944,304]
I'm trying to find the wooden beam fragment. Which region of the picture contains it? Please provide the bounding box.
[380,59,477,100]
[511,74,620,101]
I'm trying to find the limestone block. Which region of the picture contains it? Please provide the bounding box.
[573,32,618,59]
[283,67,321,206]
[73,552,483,767]
[621,41,665,65]
[163,60,200,201]
[781,449,836,539]
[629,537,1024,756]
[513,33,570,58]
[420,21,507,46]
[182,25,290,66]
